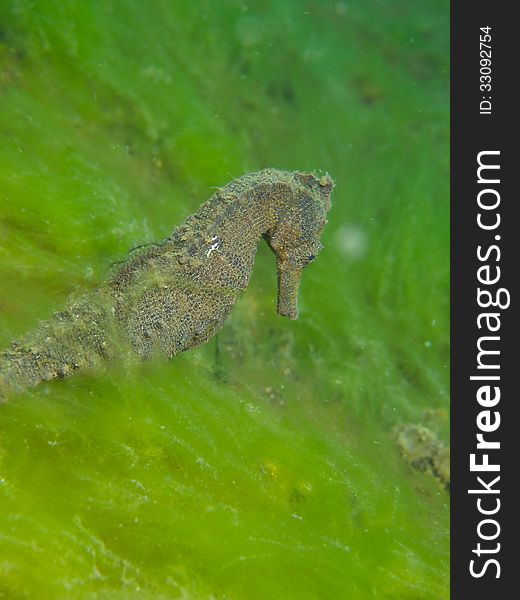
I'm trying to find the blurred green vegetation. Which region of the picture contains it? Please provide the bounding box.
[0,0,449,598]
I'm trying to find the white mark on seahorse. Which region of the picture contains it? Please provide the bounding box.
[207,236,220,258]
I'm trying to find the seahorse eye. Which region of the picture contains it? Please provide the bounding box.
[301,254,316,267]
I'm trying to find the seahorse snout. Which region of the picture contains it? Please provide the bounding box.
[277,266,302,320]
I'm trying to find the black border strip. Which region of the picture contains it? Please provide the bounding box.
[451,2,516,597]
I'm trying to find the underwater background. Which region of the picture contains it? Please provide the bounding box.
[0,1,449,598]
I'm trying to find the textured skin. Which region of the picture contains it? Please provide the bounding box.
[0,169,333,401]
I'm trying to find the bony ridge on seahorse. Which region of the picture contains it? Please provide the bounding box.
[0,168,334,402]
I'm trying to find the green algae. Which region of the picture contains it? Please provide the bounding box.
[1,1,449,598]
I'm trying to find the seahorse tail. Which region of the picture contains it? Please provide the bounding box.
[0,295,112,402]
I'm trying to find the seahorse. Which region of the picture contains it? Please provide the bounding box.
[0,169,333,402]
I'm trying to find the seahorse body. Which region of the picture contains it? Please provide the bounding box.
[0,169,333,401]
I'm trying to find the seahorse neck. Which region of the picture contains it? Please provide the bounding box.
[186,173,281,247]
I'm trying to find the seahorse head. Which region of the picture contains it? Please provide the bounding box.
[266,171,334,320]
